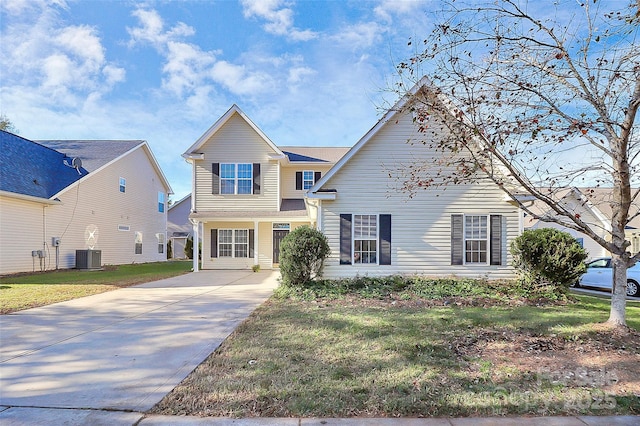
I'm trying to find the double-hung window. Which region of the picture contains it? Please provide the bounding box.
[119,177,126,193]
[353,214,377,264]
[303,171,314,190]
[218,229,249,258]
[464,215,488,264]
[220,163,253,195]
[451,214,502,266]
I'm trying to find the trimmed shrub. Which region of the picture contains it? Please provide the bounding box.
[184,236,193,260]
[510,228,587,291]
[279,226,331,287]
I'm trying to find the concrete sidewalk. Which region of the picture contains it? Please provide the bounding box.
[0,270,279,424]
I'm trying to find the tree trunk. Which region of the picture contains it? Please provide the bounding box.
[608,253,627,327]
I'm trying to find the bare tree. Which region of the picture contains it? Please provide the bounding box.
[394,0,639,327]
[0,114,17,133]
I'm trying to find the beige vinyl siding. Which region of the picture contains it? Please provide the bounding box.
[280,165,334,199]
[258,222,272,269]
[0,196,50,274]
[194,113,279,211]
[203,221,255,270]
[318,111,519,279]
[0,146,170,274]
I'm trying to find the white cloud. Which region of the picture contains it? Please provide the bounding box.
[331,22,384,49]
[0,4,124,106]
[240,0,318,41]
[288,66,315,84]
[210,61,274,96]
[374,0,424,23]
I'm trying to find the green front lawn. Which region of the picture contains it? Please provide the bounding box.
[0,261,192,314]
[152,288,640,418]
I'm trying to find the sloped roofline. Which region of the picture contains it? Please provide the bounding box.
[308,76,520,197]
[566,187,611,231]
[182,104,284,159]
[308,76,431,195]
[169,193,191,210]
[52,141,174,199]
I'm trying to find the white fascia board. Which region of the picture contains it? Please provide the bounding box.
[183,153,205,161]
[306,192,337,200]
[0,190,62,205]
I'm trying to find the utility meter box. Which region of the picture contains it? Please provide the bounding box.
[52,237,61,247]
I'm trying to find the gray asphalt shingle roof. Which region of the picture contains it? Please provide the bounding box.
[0,130,88,199]
[37,140,144,172]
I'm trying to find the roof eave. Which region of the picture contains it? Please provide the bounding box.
[0,190,62,205]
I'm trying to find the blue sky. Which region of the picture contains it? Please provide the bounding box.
[1,0,436,200]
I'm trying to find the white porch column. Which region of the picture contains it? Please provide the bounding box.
[192,219,200,272]
[254,221,259,266]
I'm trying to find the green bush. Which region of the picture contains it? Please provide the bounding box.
[510,228,587,292]
[184,236,193,260]
[279,226,331,287]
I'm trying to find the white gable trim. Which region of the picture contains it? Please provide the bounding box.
[308,77,430,194]
[567,187,611,232]
[51,142,173,199]
[182,104,284,158]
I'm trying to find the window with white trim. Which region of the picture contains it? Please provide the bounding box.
[353,214,377,264]
[303,170,314,190]
[464,215,488,264]
[158,192,165,213]
[135,231,143,255]
[157,233,165,254]
[218,229,249,258]
[119,177,126,193]
[220,163,252,194]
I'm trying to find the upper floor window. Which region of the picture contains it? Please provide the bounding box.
[220,163,253,195]
[158,192,165,213]
[119,177,126,193]
[303,171,314,190]
[296,170,321,191]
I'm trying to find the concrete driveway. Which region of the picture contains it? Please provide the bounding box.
[0,270,279,424]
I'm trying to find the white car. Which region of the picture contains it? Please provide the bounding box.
[577,257,640,297]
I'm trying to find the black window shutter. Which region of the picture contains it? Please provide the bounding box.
[212,163,220,194]
[340,214,352,265]
[314,171,322,184]
[253,163,261,194]
[490,215,502,265]
[451,214,463,265]
[379,214,391,265]
[249,229,255,258]
[296,171,303,190]
[211,229,218,258]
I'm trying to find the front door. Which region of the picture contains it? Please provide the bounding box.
[272,230,289,265]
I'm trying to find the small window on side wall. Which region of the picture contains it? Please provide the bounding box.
[158,192,165,213]
[119,177,126,193]
[135,231,143,254]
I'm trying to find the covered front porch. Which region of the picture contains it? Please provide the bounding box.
[189,208,311,271]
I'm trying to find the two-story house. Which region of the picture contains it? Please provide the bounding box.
[0,131,172,274]
[182,105,348,271]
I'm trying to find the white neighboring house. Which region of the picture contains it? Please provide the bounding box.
[167,194,194,259]
[305,81,521,279]
[0,131,173,274]
[526,187,640,259]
